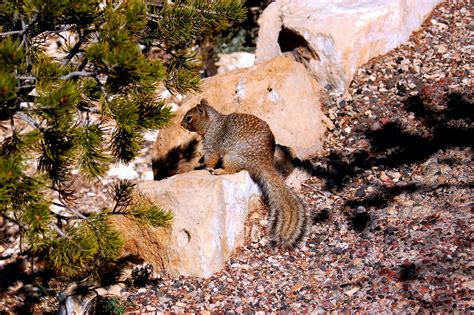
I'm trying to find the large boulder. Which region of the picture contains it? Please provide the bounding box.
[113,170,261,278]
[255,0,444,91]
[152,56,330,180]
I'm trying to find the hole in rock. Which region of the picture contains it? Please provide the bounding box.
[183,229,191,242]
[277,27,319,61]
[177,229,192,246]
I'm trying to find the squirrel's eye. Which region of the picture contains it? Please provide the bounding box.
[186,115,192,123]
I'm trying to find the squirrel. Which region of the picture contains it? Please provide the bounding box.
[181,99,309,249]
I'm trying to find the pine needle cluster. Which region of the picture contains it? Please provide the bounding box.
[0,0,245,278]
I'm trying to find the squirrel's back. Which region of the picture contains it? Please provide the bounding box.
[219,112,275,166]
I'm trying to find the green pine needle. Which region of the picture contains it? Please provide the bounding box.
[128,198,173,228]
[109,180,173,228]
[110,180,136,212]
[110,126,144,164]
[47,213,124,278]
[78,123,111,179]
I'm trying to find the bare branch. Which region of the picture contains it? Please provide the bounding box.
[0,30,25,37]
[50,223,66,237]
[21,20,31,68]
[17,76,36,81]
[61,30,93,66]
[78,57,89,71]
[59,71,94,80]
[53,201,89,221]
[114,0,126,11]
[15,112,42,130]
[93,76,111,103]
[18,70,94,82]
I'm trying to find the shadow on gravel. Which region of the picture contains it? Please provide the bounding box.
[302,91,473,190]
[347,181,472,213]
[302,90,473,232]
[0,257,58,313]
[0,253,146,313]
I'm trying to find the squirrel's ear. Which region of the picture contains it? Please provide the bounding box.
[200,99,210,106]
[196,104,206,115]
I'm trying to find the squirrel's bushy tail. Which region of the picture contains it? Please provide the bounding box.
[253,167,309,248]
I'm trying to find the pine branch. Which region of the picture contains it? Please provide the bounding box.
[0,0,246,279]
[17,71,94,85]
[61,30,94,66]
[15,112,42,130]
[58,0,128,68]
[110,180,135,213]
[127,198,173,228]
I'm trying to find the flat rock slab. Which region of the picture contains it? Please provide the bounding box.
[256,0,444,91]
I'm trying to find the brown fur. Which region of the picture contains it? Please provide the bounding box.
[181,99,309,248]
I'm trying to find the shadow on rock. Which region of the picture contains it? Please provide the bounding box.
[152,137,201,180]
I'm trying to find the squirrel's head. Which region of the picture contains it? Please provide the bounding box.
[181,99,211,134]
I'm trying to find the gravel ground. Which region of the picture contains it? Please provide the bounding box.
[123,1,473,313]
[0,0,472,313]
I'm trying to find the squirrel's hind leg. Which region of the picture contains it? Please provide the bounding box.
[210,154,245,175]
[204,151,220,169]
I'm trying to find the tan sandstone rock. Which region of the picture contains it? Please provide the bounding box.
[255,0,444,91]
[113,170,261,278]
[152,56,329,180]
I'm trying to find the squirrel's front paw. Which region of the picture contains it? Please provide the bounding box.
[211,168,228,175]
